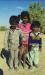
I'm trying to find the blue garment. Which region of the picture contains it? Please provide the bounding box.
[26,31,42,66]
[28,31,42,50]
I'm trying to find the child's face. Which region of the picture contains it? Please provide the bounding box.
[33,27,40,32]
[23,16,28,24]
[10,22,18,30]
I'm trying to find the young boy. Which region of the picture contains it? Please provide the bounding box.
[4,15,21,69]
[28,20,42,69]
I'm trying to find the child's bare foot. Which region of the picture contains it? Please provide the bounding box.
[28,65,33,69]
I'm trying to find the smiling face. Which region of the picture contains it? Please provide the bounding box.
[23,16,28,24]
[10,21,18,31]
[33,26,40,32]
[9,16,18,30]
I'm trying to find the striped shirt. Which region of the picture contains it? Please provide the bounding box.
[28,31,42,49]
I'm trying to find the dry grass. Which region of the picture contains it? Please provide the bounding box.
[0,31,45,75]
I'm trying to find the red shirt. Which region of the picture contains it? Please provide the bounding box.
[19,22,31,46]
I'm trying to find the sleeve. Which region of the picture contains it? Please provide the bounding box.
[39,38,42,49]
[28,32,32,51]
[39,33,42,51]
[4,30,9,50]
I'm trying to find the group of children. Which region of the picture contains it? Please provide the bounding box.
[3,11,42,70]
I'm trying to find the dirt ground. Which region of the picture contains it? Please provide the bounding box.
[0,31,45,75]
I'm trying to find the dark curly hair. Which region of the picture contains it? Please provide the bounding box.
[21,11,30,22]
[31,20,41,30]
[9,15,19,25]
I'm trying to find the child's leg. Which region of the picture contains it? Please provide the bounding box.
[14,49,19,68]
[26,51,31,68]
[18,47,22,66]
[23,53,26,68]
[22,45,28,68]
[29,49,34,67]
[9,50,14,69]
[26,52,30,62]
[19,45,25,68]
[34,47,39,67]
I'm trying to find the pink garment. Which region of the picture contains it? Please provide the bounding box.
[19,22,31,45]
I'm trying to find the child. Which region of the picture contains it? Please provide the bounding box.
[18,11,31,68]
[4,15,21,69]
[28,20,42,69]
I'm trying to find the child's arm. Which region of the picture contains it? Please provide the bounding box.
[39,38,42,52]
[28,32,32,51]
[19,29,22,47]
[4,30,9,50]
[19,33,22,46]
[19,30,26,45]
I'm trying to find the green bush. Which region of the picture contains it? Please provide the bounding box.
[28,2,45,32]
[0,26,7,31]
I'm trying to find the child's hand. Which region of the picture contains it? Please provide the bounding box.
[22,41,26,45]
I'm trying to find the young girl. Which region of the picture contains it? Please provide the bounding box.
[28,20,42,69]
[4,15,21,69]
[18,11,31,68]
